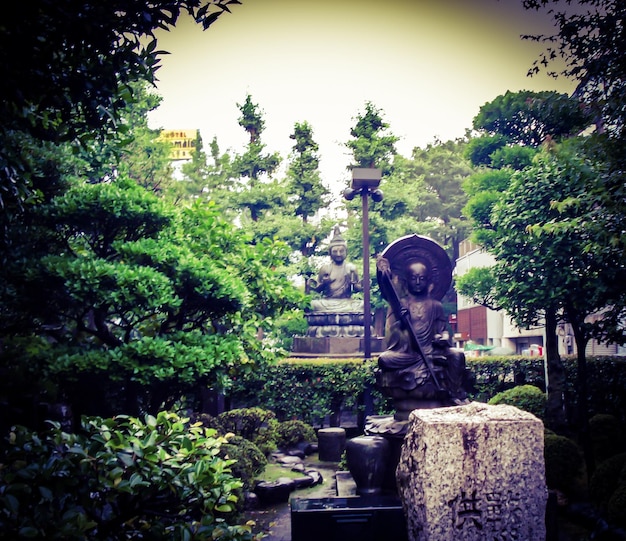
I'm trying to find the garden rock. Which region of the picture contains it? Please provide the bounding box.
[305,469,323,486]
[292,475,315,490]
[274,454,303,466]
[254,477,297,505]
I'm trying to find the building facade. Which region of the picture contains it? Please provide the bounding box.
[454,239,625,357]
[158,129,198,161]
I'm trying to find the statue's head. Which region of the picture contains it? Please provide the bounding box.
[406,261,431,296]
[328,226,347,264]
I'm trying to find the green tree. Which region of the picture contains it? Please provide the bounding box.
[168,133,240,212]
[523,0,626,301]
[345,101,399,171]
[345,138,472,262]
[472,90,591,146]
[230,95,283,221]
[287,121,330,225]
[0,179,304,420]
[407,140,473,261]
[116,81,175,194]
[343,102,398,259]
[493,145,623,469]
[461,90,594,431]
[0,0,238,217]
[231,94,281,184]
[279,121,333,263]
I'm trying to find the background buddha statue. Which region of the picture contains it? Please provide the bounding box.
[309,226,363,314]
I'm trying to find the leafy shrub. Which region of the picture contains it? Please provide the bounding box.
[465,356,546,401]
[589,452,626,510]
[229,360,382,425]
[544,433,585,496]
[226,356,626,429]
[189,412,224,433]
[0,412,260,540]
[488,384,547,420]
[217,408,278,455]
[219,435,268,492]
[275,420,316,449]
[589,413,626,464]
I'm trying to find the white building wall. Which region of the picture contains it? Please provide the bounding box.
[456,242,545,355]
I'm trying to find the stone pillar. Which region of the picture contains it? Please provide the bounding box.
[317,427,346,462]
[396,402,547,541]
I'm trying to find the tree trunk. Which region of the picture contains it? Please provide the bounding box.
[544,307,568,430]
[572,321,594,478]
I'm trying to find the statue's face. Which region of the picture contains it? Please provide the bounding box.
[330,245,347,263]
[407,262,429,295]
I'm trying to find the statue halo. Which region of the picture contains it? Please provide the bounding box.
[377,234,452,301]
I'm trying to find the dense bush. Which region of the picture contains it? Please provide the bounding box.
[227,356,626,428]
[589,413,626,464]
[272,310,309,351]
[561,356,626,424]
[487,384,547,420]
[0,412,260,540]
[544,433,586,496]
[229,359,387,425]
[219,435,268,493]
[215,408,278,456]
[275,420,316,449]
[589,453,626,510]
[466,356,547,400]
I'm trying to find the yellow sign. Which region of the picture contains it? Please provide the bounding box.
[158,129,198,160]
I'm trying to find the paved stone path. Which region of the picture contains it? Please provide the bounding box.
[244,455,340,541]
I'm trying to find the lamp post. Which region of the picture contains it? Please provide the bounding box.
[343,168,383,360]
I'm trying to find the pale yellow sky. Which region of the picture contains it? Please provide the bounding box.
[148,0,574,197]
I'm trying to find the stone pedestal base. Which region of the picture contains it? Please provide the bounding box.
[291,336,386,356]
[396,402,547,541]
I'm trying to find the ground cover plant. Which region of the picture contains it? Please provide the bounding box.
[0,411,261,540]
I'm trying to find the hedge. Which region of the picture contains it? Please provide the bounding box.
[227,355,626,427]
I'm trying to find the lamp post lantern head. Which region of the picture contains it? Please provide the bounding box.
[351,167,382,190]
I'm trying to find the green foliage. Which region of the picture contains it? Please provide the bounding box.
[455,267,499,310]
[0,412,259,540]
[544,432,585,495]
[488,384,547,420]
[224,356,626,429]
[589,453,626,511]
[219,435,268,493]
[489,145,537,171]
[465,357,547,401]
[0,178,304,420]
[589,414,626,464]
[272,310,310,352]
[346,101,399,171]
[275,420,316,449]
[116,81,175,194]
[472,90,591,146]
[287,121,330,224]
[237,94,266,144]
[230,360,384,425]
[345,138,473,265]
[231,95,280,188]
[216,408,278,455]
[0,0,238,215]
[464,135,508,167]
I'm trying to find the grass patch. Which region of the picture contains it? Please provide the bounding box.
[255,463,308,483]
